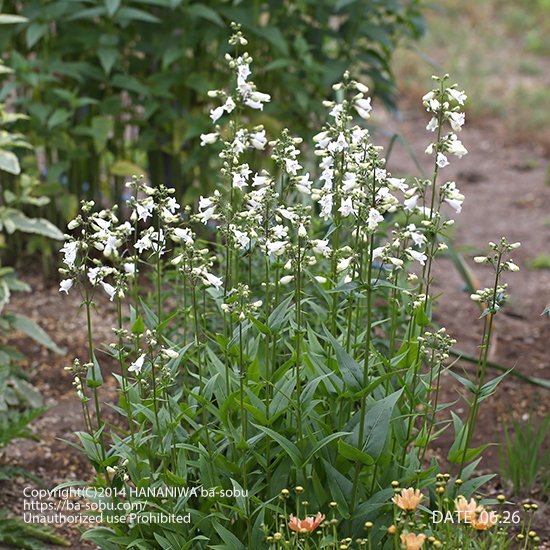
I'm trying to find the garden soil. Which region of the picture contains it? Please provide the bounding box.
[1,108,549,548]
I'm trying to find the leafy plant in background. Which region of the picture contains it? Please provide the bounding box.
[0,0,424,228]
[0,60,68,549]
[499,411,550,499]
[55,26,524,549]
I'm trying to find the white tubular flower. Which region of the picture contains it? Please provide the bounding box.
[172,227,194,244]
[474,256,488,263]
[296,173,312,194]
[311,239,331,257]
[135,235,152,253]
[429,98,440,112]
[448,88,467,105]
[272,225,288,239]
[197,195,217,224]
[200,132,218,146]
[313,130,329,143]
[210,105,224,123]
[337,256,352,272]
[314,276,327,284]
[404,195,418,212]
[136,199,154,222]
[223,97,236,113]
[284,158,301,175]
[250,129,267,150]
[367,208,383,231]
[232,227,250,249]
[60,241,78,267]
[278,208,298,222]
[342,172,357,192]
[506,261,520,272]
[388,177,408,192]
[329,103,344,119]
[339,197,355,218]
[422,91,435,104]
[232,173,248,190]
[280,275,294,285]
[123,262,136,275]
[436,152,449,168]
[93,217,111,231]
[266,240,287,256]
[445,198,463,213]
[237,61,251,86]
[407,224,426,247]
[446,136,468,158]
[244,91,271,110]
[448,112,465,132]
[198,196,213,210]
[441,181,464,213]
[426,117,438,132]
[354,97,372,119]
[203,273,223,289]
[298,224,307,238]
[406,249,427,266]
[59,279,73,294]
[101,281,117,301]
[103,234,119,257]
[88,267,102,284]
[128,354,146,374]
[252,174,269,187]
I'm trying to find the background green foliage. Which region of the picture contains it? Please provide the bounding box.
[0,0,424,225]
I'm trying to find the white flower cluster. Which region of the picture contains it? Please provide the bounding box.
[58,177,224,299]
[470,239,521,311]
[60,27,475,322]
[59,203,133,300]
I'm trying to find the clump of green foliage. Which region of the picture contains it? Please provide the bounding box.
[0,0,424,223]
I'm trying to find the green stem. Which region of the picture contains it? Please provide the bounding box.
[350,232,375,514]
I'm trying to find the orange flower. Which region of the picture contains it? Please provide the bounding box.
[392,488,423,511]
[455,496,477,523]
[400,533,426,550]
[288,512,325,533]
[471,507,498,531]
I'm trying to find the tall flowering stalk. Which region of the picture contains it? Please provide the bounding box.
[457,239,520,477]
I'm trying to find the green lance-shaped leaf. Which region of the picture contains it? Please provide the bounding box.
[86,354,104,389]
[324,328,363,391]
[348,388,403,459]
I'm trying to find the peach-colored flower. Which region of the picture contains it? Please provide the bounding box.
[471,507,498,531]
[288,512,325,533]
[392,488,423,511]
[400,532,426,550]
[455,496,477,523]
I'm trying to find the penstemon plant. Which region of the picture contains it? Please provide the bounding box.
[58,24,521,550]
